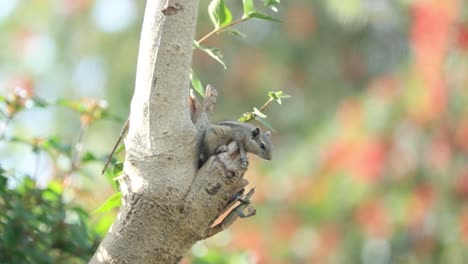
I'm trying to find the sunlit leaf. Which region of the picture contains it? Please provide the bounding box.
[81,151,97,162]
[263,0,280,6]
[223,28,246,38]
[242,0,255,18]
[268,91,291,104]
[247,12,280,22]
[238,112,255,122]
[193,42,227,69]
[253,107,267,118]
[114,144,125,156]
[113,162,124,176]
[208,0,232,29]
[94,213,116,236]
[93,192,122,214]
[190,70,205,97]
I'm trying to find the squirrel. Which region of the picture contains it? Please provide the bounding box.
[192,85,272,168]
[201,121,272,168]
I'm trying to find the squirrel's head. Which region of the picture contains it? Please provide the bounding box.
[251,127,272,160]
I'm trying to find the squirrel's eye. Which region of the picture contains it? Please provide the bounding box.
[260,143,265,150]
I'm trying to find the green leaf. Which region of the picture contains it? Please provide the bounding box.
[268,91,279,100]
[223,28,246,38]
[0,174,7,189]
[30,97,48,108]
[112,162,124,177]
[242,0,255,18]
[114,143,125,156]
[93,192,122,214]
[94,213,116,236]
[268,91,291,104]
[40,136,72,154]
[263,0,280,6]
[247,12,280,22]
[208,0,232,29]
[193,42,227,69]
[190,70,205,97]
[81,151,97,163]
[255,116,276,132]
[238,112,255,122]
[253,107,267,118]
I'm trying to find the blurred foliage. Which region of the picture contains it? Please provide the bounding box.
[0,88,111,263]
[2,0,468,263]
[0,172,99,263]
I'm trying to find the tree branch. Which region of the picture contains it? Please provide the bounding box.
[90,1,255,263]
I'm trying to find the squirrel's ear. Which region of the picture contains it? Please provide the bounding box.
[252,127,261,138]
[265,131,271,138]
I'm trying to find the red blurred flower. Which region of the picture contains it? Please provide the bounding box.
[456,23,468,50]
[355,199,391,238]
[410,0,458,122]
[460,209,468,245]
[309,224,341,263]
[455,169,468,200]
[426,130,452,171]
[406,184,434,229]
[455,119,468,152]
[284,4,316,41]
[348,140,387,183]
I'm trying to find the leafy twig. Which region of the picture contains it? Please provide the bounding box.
[197,17,249,44]
[238,91,290,126]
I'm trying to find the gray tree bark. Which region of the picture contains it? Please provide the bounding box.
[90,0,249,263]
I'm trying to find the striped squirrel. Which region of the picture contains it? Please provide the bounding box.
[201,121,272,168]
[192,86,272,168]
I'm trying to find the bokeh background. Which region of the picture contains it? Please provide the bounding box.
[1,0,468,263]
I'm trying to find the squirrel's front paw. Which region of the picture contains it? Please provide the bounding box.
[216,145,228,154]
[240,157,249,168]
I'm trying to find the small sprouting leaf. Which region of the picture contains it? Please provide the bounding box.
[253,107,267,118]
[193,42,227,69]
[247,12,280,22]
[268,91,291,104]
[242,0,255,18]
[208,0,232,29]
[93,192,122,214]
[268,91,279,100]
[223,28,246,38]
[255,116,276,132]
[238,112,255,122]
[190,70,205,97]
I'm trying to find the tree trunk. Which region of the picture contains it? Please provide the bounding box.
[90,1,249,263]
